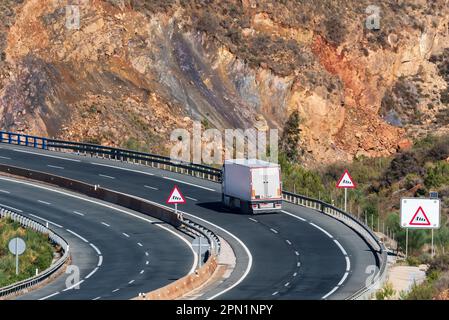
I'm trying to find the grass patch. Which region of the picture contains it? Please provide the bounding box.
[0,218,55,288]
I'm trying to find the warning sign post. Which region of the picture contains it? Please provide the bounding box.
[166,185,186,220]
[401,197,441,258]
[336,170,356,212]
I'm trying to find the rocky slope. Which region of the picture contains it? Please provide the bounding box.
[0,0,448,163]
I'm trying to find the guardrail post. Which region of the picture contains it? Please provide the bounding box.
[8,133,12,144]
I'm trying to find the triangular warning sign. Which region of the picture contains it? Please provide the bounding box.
[409,206,431,226]
[336,170,356,189]
[166,185,186,204]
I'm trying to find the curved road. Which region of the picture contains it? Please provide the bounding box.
[0,175,195,300]
[0,144,377,299]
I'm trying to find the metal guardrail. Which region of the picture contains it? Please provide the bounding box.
[183,218,221,256]
[0,130,386,299]
[0,207,69,298]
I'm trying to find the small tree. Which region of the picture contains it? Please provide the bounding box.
[280,111,301,162]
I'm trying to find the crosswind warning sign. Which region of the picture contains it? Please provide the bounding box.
[336,170,356,189]
[166,185,186,204]
[401,198,440,229]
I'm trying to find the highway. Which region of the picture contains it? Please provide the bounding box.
[0,143,378,300]
[0,175,195,300]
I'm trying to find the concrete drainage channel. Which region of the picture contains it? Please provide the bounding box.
[0,164,222,300]
[0,207,70,299]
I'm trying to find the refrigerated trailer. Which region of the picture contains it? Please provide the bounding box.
[222,159,282,214]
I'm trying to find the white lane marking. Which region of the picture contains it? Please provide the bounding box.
[137,242,143,247]
[128,280,135,284]
[322,286,339,300]
[0,156,11,160]
[144,185,158,190]
[122,232,130,238]
[47,165,64,169]
[0,189,10,193]
[38,200,51,205]
[93,296,101,300]
[282,210,306,221]
[286,240,292,245]
[39,292,60,300]
[66,229,88,243]
[284,282,290,287]
[309,222,334,239]
[145,252,149,256]
[0,203,23,212]
[162,176,215,192]
[345,256,351,272]
[270,228,278,234]
[140,270,144,274]
[97,255,103,267]
[29,214,62,228]
[186,196,198,202]
[293,272,297,277]
[248,218,258,223]
[333,239,348,256]
[112,288,120,293]
[297,262,301,267]
[101,222,110,227]
[99,174,115,179]
[73,211,85,216]
[63,280,85,292]
[272,291,279,296]
[13,149,81,162]
[0,176,197,283]
[295,251,299,256]
[89,243,102,255]
[338,272,349,286]
[91,162,155,176]
[145,261,149,265]
[85,267,99,279]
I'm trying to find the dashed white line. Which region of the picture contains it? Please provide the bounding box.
[39,292,60,300]
[248,218,258,223]
[89,243,102,255]
[333,239,348,256]
[13,148,81,162]
[140,270,144,274]
[309,222,334,239]
[137,242,143,247]
[286,240,292,245]
[37,200,51,205]
[145,261,149,265]
[112,288,120,293]
[145,252,149,256]
[0,156,11,160]
[186,196,198,201]
[47,165,64,169]
[297,262,301,267]
[272,291,279,296]
[73,211,85,216]
[99,174,115,179]
[345,256,351,272]
[0,189,10,194]
[91,162,155,176]
[144,185,158,190]
[97,255,103,267]
[270,228,278,234]
[284,282,290,287]
[63,280,85,292]
[293,272,297,277]
[294,251,299,256]
[92,296,101,301]
[29,214,62,228]
[322,286,339,300]
[162,176,215,191]
[128,280,135,284]
[101,222,110,227]
[122,232,130,238]
[66,229,88,243]
[85,267,99,279]
[0,203,22,212]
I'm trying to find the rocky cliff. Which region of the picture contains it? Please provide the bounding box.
[0,0,448,163]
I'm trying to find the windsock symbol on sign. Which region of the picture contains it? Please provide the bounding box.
[336,170,356,189]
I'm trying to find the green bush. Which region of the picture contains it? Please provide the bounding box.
[376,282,396,300]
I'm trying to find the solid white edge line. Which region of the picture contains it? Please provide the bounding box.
[322,286,339,300]
[334,239,348,256]
[0,189,10,193]
[91,162,155,176]
[98,255,103,267]
[338,272,349,286]
[0,156,11,159]
[63,280,85,292]
[85,267,99,279]
[309,222,334,239]
[162,176,215,192]
[0,203,23,212]
[66,229,89,243]
[281,210,306,221]
[12,148,81,162]
[29,213,62,228]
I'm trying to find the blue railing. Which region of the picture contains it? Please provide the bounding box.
[0,131,47,149]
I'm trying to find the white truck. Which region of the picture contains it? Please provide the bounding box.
[222,159,282,214]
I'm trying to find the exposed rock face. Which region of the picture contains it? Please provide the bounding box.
[0,0,448,164]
